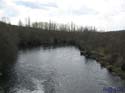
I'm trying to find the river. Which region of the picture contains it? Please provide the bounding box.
[1,46,125,93]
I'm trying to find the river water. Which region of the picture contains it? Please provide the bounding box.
[2,46,125,93]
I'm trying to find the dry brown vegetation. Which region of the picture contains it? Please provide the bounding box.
[0,21,125,79]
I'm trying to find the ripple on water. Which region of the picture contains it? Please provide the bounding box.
[11,78,45,93]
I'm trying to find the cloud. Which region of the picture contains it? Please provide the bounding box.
[0,0,125,31]
[0,2,3,9]
[15,1,58,10]
[0,0,19,17]
[71,6,98,16]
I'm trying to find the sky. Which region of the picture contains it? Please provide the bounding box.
[0,0,125,31]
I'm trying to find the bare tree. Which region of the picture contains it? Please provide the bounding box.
[25,17,31,27]
[18,20,23,26]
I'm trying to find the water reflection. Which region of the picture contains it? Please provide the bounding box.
[2,63,18,93]
[1,46,125,93]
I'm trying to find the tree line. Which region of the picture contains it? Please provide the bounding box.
[0,19,125,79]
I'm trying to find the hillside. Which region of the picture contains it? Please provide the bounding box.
[0,21,125,79]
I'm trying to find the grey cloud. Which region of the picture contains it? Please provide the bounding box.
[15,1,58,10]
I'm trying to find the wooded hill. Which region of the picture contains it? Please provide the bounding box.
[0,21,125,79]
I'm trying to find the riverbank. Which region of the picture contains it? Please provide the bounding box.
[80,48,125,79]
[0,21,125,80]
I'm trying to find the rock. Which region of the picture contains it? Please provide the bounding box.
[80,51,86,55]
[107,66,113,72]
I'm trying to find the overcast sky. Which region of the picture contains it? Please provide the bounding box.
[0,0,125,31]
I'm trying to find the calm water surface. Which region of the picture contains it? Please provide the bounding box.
[2,46,125,93]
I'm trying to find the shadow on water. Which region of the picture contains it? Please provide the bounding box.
[0,61,17,93]
[0,46,58,93]
[0,61,42,93]
[0,56,17,93]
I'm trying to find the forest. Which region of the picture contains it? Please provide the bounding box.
[0,20,125,79]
